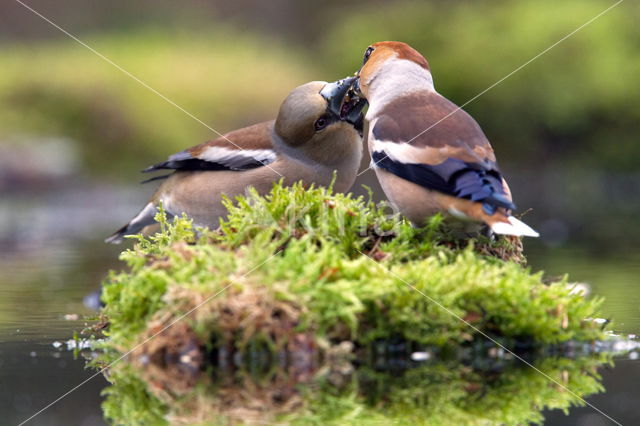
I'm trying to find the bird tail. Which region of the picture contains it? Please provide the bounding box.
[105,224,129,244]
[105,202,158,244]
[490,215,539,238]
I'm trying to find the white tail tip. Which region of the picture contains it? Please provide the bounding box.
[491,216,539,238]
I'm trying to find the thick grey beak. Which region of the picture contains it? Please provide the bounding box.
[320,76,368,128]
[320,76,356,117]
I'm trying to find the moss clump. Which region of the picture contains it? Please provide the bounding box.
[96,180,614,424]
[101,180,606,353]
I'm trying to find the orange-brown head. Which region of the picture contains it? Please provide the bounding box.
[356,41,430,98]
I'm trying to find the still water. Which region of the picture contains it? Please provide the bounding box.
[1,187,638,425]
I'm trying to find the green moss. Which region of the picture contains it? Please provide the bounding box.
[101,180,605,351]
[101,364,168,426]
[97,180,615,424]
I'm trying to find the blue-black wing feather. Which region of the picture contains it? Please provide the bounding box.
[372,151,515,214]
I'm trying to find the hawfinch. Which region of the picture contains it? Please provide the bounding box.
[353,41,538,237]
[106,78,367,243]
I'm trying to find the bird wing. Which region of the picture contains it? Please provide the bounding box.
[142,121,278,175]
[369,92,515,214]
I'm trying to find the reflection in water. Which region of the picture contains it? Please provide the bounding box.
[2,187,640,424]
[100,333,627,425]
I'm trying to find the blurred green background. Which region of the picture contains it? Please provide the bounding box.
[1,0,638,248]
[1,1,639,424]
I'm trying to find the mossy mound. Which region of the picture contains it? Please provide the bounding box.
[96,181,615,425]
[100,181,606,354]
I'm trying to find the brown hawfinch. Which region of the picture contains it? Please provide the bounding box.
[352,41,538,237]
[106,78,367,243]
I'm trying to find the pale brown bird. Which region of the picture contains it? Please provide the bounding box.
[106,78,367,243]
[354,41,538,237]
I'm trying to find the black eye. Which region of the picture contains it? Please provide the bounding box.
[314,117,328,131]
[363,46,374,64]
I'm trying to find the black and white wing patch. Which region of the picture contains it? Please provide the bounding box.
[142,146,277,178]
[372,150,515,215]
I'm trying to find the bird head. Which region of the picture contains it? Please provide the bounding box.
[353,41,430,98]
[275,78,367,149]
